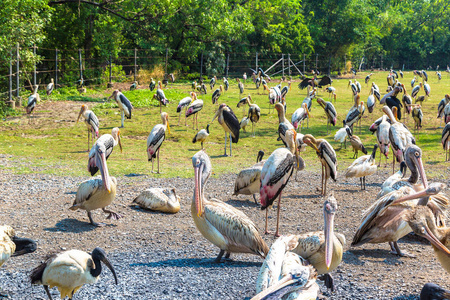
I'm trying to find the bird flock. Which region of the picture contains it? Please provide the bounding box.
[3,67,450,299]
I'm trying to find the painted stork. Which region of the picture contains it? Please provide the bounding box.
[87,128,122,177]
[411,76,416,88]
[367,87,376,113]
[401,84,413,120]
[223,77,229,91]
[346,127,367,159]
[344,94,365,132]
[326,86,337,102]
[176,92,196,126]
[268,86,281,113]
[26,85,40,123]
[345,145,378,190]
[77,104,99,151]
[149,77,156,91]
[442,122,450,161]
[411,82,423,100]
[399,70,403,78]
[303,134,337,196]
[412,105,423,135]
[233,150,265,204]
[192,124,210,150]
[46,78,54,95]
[253,235,319,300]
[260,129,299,237]
[376,115,391,167]
[436,71,442,81]
[211,103,240,156]
[211,85,223,105]
[317,98,337,134]
[423,81,431,97]
[0,225,36,268]
[365,73,373,84]
[275,103,294,146]
[237,96,249,116]
[291,103,310,133]
[354,79,361,93]
[246,95,261,137]
[147,112,170,174]
[130,81,137,91]
[287,196,345,292]
[422,70,429,82]
[153,81,169,113]
[70,176,121,226]
[133,188,180,214]
[185,96,203,130]
[437,95,450,127]
[237,78,244,95]
[445,103,450,125]
[108,90,133,128]
[191,150,269,262]
[381,85,403,120]
[210,76,217,90]
[30,247,118,300]
[348,80,358,95]
[280,81,291,101]
[387,74,395,87]
[255,77,261,91]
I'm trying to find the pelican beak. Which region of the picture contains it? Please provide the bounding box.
[97,151,111,193]
[118,132,123,153]
[414,155,428,189]
[392,183,445,205]
[422,225,450,257]
[100,255,119,284]
[194,163,204,217]
[324,209,334,270]
[250,274,299,300]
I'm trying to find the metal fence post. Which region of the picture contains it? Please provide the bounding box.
[79,49,83,81]
[134,48,138,82]
[344,55,347,72]
[55,49,58,90]
[109,53,112,83]
[315,53,318,71]
[226,52,229,78]
[288,54,291,77]
[282,54,284,78]
[33,44,36,87]
[380,54,383,70]
[303,54,306,74]
[255,52,258,72]
[328,56,331,75]
[9,49,13,104]
[165,48,168,76]
[200,52,203,79]
[16,43,20,104]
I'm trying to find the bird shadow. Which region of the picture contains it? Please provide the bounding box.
[345,248,404,266]
[392,294,417,300]
[129,258,262,269]
[44,218,114,233]
[64,191,77,195]
[124,173,145,177]
[225,198,260,208]
[128,205,175,215]
[68,150,89,154]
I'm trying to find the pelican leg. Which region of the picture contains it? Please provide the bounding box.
[319,274,335,292]
[103,208,123,220]
[229,133,232,157]
[185,108,188,126]
[252,194,258,205]
[274,192,282,237]
[224,132,227,156]
[121,111,124,128]
[264,209,270,235]
[225,252,231,260]
[201,141,204,150]
[87,211,105,227]
[390,241,416,258]
[178,111,181,126]
[215,249,225,263]
[44,285,54,300]
[321,165,324,195]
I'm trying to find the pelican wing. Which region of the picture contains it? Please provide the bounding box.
[70,178,103,209]
[222,106,240,142]
[233,165,263,195]
[291,231,323,260]
[203,199,268,257]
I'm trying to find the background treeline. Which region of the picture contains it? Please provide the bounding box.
[0,0,449,86]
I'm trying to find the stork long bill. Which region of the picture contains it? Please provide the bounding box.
[118,133,123,153]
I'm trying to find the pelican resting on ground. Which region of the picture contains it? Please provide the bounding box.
[132,188,180,213]
[345,145,378,190]
[77,104,99,151]
[303,134,337,196]
[87,128,122,177]
[70,176,121,226]
[192,124,210,150]
[211,103,240,156]
[30,247,118,300]
[147,112,170,174]
[0,225,36,267]
[260,130,299,237]
[290,195,345,291]
[191,151,269,262]
[253,235,319,300]
[233,150,265,204]
[108,90,133,127]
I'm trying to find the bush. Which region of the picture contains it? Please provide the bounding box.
[102,63,127,84]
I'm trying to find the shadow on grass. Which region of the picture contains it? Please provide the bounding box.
[130,258,262,269]
[44,218,113,233]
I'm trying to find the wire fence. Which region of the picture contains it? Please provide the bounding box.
[1,44,448,104]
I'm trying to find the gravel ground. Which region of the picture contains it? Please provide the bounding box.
[0,154,449,300]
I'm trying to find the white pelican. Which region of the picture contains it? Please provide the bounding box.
[147,112,170,174]
[211,85,223,105]
[192,124,210,150]
[375,115,391,166]
[26,85,40,123]
[290,195,345,291]
[260,129,299,237]
[176,92,196,126]
[46,78,54,95]
[77,104,99,151]
[88,127,122,177]
[291,103,310,133]
[133,188,180,214]
[345,145,378,190]
[443,122,450,161]
[191,150,269,262]
[153,81,169,113]
[185,95,203,130]
[303,134,337,196]
[317,98,337,134]
[70,176,120,226]
[0,225,36,267]
[108,90,133,128]
[253,235,319,300]
[30,247,118,300]
[233,150,265,204]
[211,103,240,156]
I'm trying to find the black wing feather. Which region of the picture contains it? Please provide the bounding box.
[298,78,313,89]
[223,106,240,143]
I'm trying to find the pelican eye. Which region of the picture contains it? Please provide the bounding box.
[414,152,420,157]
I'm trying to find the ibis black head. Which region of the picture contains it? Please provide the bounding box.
[91,247,118,284]
[420,283,450,300]
[11,236,37,257]
[257,150,265,163]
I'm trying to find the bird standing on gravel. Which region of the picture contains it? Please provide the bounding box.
[191,150,269,262]
[147,112,170,174]
[30,247,118,300]
[108,90,133,128]
[77,104,99,151]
